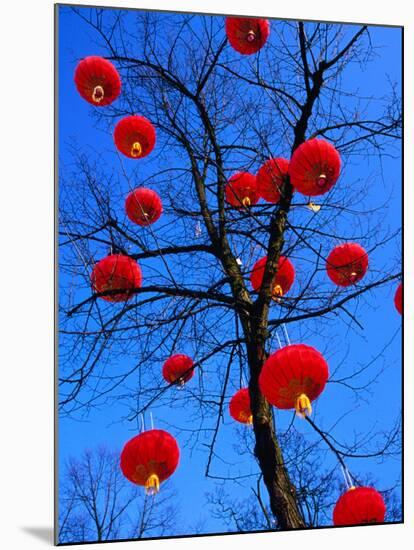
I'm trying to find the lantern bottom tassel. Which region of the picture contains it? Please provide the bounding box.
[92,85,104,103]
[242,196,251,207]
[272,284,283,302]
[145,474,160,496]
[239,411,253,425]
[131,142,143,158]
[295,393,312,418]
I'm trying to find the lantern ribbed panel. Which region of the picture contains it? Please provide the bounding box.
[333,487,386,526]
[225,17,270,54]
[259,344,329,410]
[256,158,290,203]
[229,388,252,424]
[74,56,121,106]
[125,188,163,226]
[91,254,142,302]
[326,243,368,286]
[162,354,194,384]
[114,116,156,159]
[250,256,295,295]
[394,282,402,314]
[120,429,180,487]
[289,139,341,196]
[225,172,259,208]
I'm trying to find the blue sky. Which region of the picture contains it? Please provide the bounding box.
[57,5,402,541]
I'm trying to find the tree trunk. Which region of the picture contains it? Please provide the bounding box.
[246,324,305,530]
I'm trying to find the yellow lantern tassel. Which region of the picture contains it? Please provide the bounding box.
[307,202,321,213]
[317,173,327,188]
[272,284,283,302]
[242,196,251,207]
[295,393,312,418]
[92,85,105,103]
[145,474,160,496]
[131,142,143,158]
[239,411,253,425]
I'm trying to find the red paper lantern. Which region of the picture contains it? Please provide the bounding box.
[256,158,290,203]
[162,354,195,386]
[326,243,368,287]
[289,139,341,196]
[91,254,142,302]
[74,56,121,106]
[114,116,156,159]
[229,388,252,424]
[259,344,329,417]
[333,487,386,526]
[120,429,180,495]
[394,282,402,315]
[225,17,270,55]
[225,172,259,208]
[250,255,295,299]
[125,188,163,226]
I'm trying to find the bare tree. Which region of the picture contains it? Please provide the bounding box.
[58,446,178,543]
[58,7,402,532]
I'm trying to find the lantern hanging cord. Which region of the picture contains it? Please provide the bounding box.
[275,330,283,350]
[340,464,355,491]
[305,416,354,485]
[282,324,291,346]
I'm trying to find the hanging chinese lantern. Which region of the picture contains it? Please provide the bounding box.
[162,354,195,386]
[256,158,290,203]
[225,17,270,55]
[326,243,368,287]
[333,486,386,526]
[394,282,402,315]
[74,56,121,106]
[120,429,180,495]
[259,344,329,417]
[90,254,142,302]
[225,172,259,208]
[114,116,156,159]
[250,255,295,299]
[125,188,163,226]
[229,388,252,425]
[289,139,341,196]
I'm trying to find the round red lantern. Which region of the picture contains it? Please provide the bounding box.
[120,429,180,495]
[256,158,290,203]
[91,254,142,302]
[74,56,121,106]
[162,354,195,386]
[250,255,295,299]
[394,282,402,315]
[125,188,163,226]
[333,486,386,526]
[114,116,156,159]
[259,344,329,417]
[289,139,341,196]
[229,388,252,424]
[225,17,270,55]
[326,243,368,287]
[225,172,259,208]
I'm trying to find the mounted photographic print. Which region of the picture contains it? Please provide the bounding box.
[56,3,403,545]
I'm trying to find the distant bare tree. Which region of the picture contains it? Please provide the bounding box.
[58,446,178,543]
